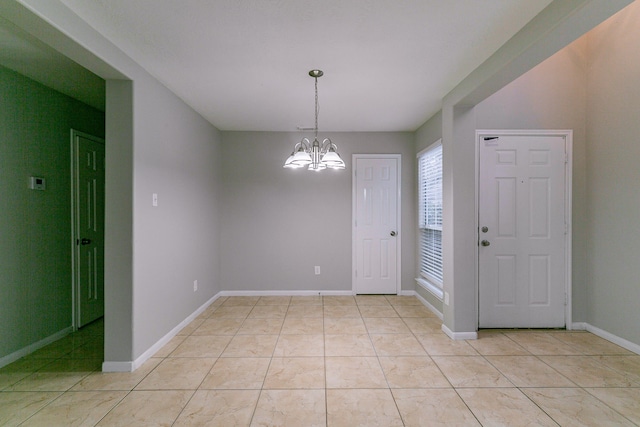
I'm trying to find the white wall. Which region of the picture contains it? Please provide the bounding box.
[585,1,640,346]
[220,132,415,294]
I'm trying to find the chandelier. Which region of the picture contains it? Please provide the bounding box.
[283,70,345,171]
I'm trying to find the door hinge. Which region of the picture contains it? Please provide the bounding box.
[565,293,568,306]
[565,153,569,164]
[355,270,358,278]
[564,222,569,235]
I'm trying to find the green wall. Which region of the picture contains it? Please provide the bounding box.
[0,65,105,361]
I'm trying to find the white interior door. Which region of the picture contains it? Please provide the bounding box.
[73,130,105,328]
[353,156,400,294]
[479,133,568,328]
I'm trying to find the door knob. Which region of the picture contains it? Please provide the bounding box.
[481,240,490,247]
[81,238,92,245]
[390,231,397,236]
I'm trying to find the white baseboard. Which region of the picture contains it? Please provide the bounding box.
[0,326,73,369]
[573,322,640,355]
[408,290,444,320]
[442,324,477,340]
[102,293,222,372]
[219,290,354,297]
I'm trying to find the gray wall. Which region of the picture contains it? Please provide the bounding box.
[475,37,589,322]
[585,1,640,345]
[220,132,415,294]
[130,76,223,357]
[0,65,105,360]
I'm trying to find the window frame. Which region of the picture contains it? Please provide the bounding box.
[417,140,443,300]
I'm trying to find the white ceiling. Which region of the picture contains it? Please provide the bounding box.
[5,0,554,132]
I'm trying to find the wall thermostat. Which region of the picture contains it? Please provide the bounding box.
[29,176,46,190]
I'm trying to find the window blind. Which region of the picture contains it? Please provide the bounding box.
[418,143,443,285]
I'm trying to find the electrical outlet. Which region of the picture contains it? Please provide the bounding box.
[314,266,321,275]
[193,280,198,292]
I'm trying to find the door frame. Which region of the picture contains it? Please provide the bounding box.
[475,129,573,329]
[70,129,105,330]
[352,154,402,295]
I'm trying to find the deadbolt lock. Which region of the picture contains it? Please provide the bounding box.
[481,226,488,233]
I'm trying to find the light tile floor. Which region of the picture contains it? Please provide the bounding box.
[1,295,639,426]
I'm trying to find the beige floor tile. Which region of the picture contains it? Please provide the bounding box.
[324,317,367,334]
[248,305,288,319]
[169,335,232,358]
[458,388,558,426]
[326,389,403,427]
[173,389,260,426]
[432,356,514,387]
[285,305,323,318]
[263,357,325,389]
[540,355,637,387]
[505,332,582,355]
[324,334,376,356]
[323,305,361,318]
[364,317,410,334]
[20,390,126,427]
[191,318,244,335]
[325,357,387,388]
[135,357,215,390]
[177,318,205,336]
[0,359,54,391]
[256,296,291,306]
[8,359,99,392]
[96,390,193,427]
[222,296,260,306]
[251,389,326,427]
[586,387,640,425]
[237,318,284,335]
[221,335,279,358]
[596,355,640,384]
[24,341,74,360]
[0,391,61,427]
[358,305,399,318]
[370,334,427,356]
[486,355,576,387]
[392,388,481,426]
[552,332,633,355]
[153,335,186,357]
[385,296,422,306]
[355,295,391,306]
[379,356,450,388]
[289,296,323,305]
[322,296,356,306]
[280,317,324,334]
[523,388,636,426]
[416,333,479,356]
[403,317,442,334]
[200,358,270,389]
[273,334,324,357]
[393,305,436,318]
[210,306,253,319]
[72,358,162,391]
[467,332,530,355]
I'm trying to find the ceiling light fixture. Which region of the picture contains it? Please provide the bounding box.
[283,70,345,171]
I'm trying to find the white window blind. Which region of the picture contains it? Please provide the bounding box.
[418,142,443,286]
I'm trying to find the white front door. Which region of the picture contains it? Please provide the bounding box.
[353,155,400,294]
[72,130,105,328]
[478,132,569,328]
